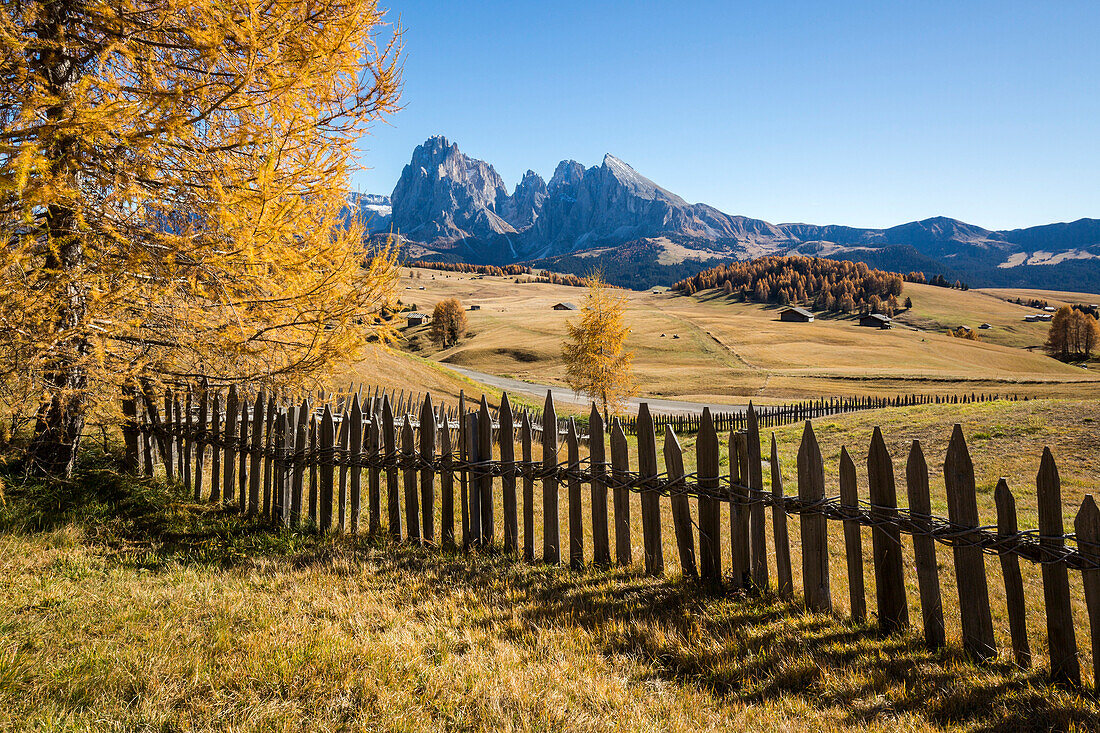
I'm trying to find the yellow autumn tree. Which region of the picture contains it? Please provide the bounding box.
[0,1,402,475]
[562,271,636,420]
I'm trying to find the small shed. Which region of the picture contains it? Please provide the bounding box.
[552,302,578,311]
[1023,314,1040,322]
[406,312,430,327]
[979,323,992,330]
[469,304,481,311]
[780,306,815,323]
[859,313,892,329]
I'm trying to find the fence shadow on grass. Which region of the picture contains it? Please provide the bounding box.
[3,458,1098,731]
[370,548,1099,733]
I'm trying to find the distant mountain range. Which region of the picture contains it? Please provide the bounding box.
[352,136,1100,290]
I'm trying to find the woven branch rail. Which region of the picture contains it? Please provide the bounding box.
[121,385,1100,690]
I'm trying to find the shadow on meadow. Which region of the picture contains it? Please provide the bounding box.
[373,550,1097,733]
[2,453,1098,732]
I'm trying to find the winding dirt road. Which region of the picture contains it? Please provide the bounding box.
[445,364,749,415]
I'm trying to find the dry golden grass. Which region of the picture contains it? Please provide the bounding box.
[982,288,1100,307]
[885,283,1054,348]
[380,268,1100,402]
[3,422,1100,731]
[484,399,1100,683]
[341,346,495,405]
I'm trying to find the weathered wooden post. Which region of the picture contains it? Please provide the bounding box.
[995,479,1030,667]
[466,410,479,548]
[420,394,437,544]
[262,394,275,517]
[797,421,831,613]
[349,395,363,533]
[943,425,995,660]
[499,394,517,553]
[542,391,560,565]
[210,393,222,502]
[1037,448,1080,686]
[319,405,335,532]
[771,434,793,597]
[195,385,209,499]
[567,418,584,569]
[402,415,420,544]
[746,405,768,589]
[1075,495,1100,692]
[637,403,663,576]
[478,396,494,545]
[221,386,238,505]
[440,408,455,547]
[730,432,750,588]
[383,396,400,539]
[839,447,866,623]
[907,440,945,650]
[522,411,535,562]
[611,418,632,567]
[249,392,265,515]
[589,404,610,568]
[290,399,309,527]
[867,428,908,633]
[664,427,697,578]
[369,410,382,535]
[697,408,721,584]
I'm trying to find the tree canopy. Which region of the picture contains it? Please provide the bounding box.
[673,256,904,314]
[1,0,403,475]
[562,272,635,418]
[1045,306,1099,361]
[430,298,467,348]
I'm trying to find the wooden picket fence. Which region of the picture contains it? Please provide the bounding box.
[121,385,1100,691]
[613,391,1023,435]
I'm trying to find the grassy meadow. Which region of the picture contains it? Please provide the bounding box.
[385,268,1100,402]
[3,399,1100,730]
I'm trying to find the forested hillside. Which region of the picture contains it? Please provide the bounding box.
[674,256,906,314]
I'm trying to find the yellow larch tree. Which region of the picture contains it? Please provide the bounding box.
[0,0,402,476]
[561,271,636,420]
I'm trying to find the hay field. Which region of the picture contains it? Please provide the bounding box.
[384,268,1100,402]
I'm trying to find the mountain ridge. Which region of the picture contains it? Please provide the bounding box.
[364,136,1100,290]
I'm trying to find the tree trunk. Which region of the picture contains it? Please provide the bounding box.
[25,0,90,479]
[27,366,88,478]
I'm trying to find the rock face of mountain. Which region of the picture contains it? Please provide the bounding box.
[529,154,791,256]
[499,170,546,230]
[373,136,1100,289]
[390,136,516,246]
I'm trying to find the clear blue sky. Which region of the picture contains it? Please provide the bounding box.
[353,0,1099,230]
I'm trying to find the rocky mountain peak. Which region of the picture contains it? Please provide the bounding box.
[500,170,547,230]
[548,160,585,192]
[390,137,515,246]
[376,136,1100,290]
[600,153,686,205]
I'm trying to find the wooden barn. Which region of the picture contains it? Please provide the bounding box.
[780,306,815,323]
[859,313,892,329]
[406,312,430,327]
[552,302,578,311]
